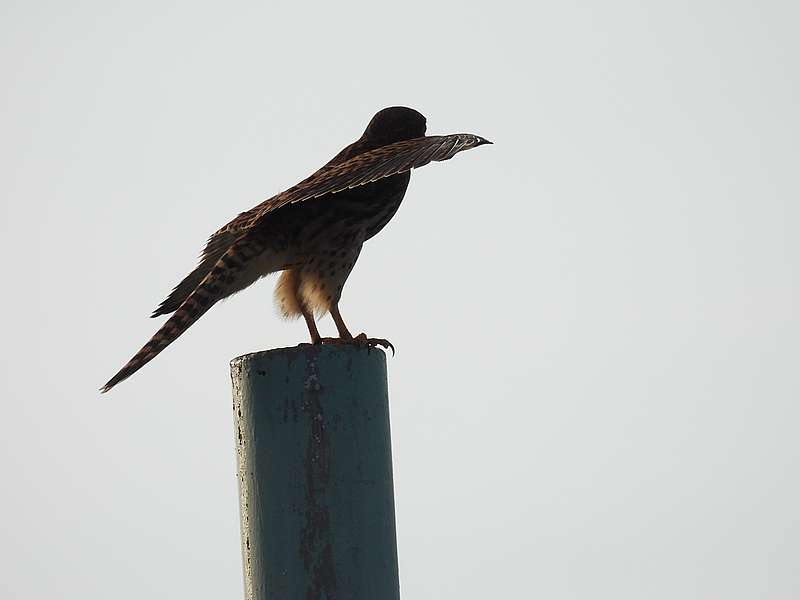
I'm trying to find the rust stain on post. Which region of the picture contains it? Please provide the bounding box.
[299,351,336,597]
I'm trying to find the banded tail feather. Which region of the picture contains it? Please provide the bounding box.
[151,250,224,317]
[151,229,239,317]
[101,238,263,392]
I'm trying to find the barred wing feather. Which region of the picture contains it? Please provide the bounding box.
[243,133,490,229]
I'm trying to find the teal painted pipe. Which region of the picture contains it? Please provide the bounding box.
[230,345,400,600]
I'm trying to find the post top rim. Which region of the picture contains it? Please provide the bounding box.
[230,343,386,368]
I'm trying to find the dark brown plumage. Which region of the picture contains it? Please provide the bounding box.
[101,107,490,392]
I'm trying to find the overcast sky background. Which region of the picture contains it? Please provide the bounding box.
[2,1,798,598]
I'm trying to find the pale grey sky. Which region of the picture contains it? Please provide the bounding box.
[1,1,798,598]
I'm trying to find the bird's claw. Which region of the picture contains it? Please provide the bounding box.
[319,334,395,356]
[353,333,395,356]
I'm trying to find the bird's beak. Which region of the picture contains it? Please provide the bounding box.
[475,136,493,146]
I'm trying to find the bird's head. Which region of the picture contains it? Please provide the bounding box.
[363,106,427,144]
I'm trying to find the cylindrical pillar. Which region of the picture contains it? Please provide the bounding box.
[231,344,399,600]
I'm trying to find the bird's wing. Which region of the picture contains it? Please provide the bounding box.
[151,133,489,315]
[241,133,491,229]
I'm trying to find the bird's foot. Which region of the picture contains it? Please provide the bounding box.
[354,333,395,356]
[319,334,395,356]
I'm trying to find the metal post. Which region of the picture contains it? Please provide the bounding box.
[231,345,400,600]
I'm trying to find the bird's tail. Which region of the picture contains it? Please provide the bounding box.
[100,237,263,393]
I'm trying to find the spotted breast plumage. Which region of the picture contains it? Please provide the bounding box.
[101,106,491,392]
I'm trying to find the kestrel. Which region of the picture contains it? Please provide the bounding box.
[101,107,490,392]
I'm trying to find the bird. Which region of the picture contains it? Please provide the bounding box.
[101,106,491,392]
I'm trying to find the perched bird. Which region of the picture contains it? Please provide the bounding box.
[101,106,491,392]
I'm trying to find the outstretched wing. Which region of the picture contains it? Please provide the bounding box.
[149,133,490,317]
[241,133,491,229]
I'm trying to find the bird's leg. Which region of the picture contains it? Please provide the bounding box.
[301,307,322,344]
[329,303,354,340]
[321,303,395,355]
